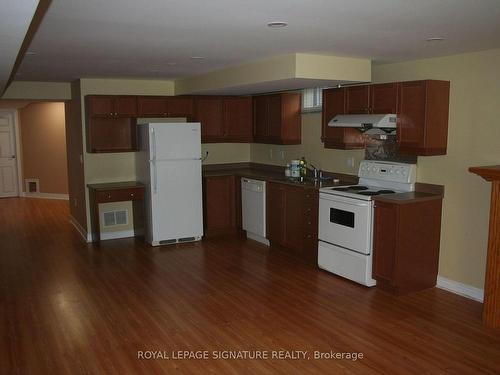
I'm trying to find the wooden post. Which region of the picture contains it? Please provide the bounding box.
[469,165,500,328]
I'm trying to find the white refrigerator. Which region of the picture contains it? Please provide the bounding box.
[136,122,203,246]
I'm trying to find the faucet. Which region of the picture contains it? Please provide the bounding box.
[309,163,320,180]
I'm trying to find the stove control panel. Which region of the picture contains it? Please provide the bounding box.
[358,160,417,184]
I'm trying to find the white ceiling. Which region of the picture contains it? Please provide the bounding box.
[0,0,39,94]
[13,0,500,83]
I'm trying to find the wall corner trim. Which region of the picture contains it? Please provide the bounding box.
[436,276,484,302]
[69,215,92,243]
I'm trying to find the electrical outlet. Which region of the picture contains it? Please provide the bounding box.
[280,150,285,160]
[346,157,355,168]
[269,149,273,159]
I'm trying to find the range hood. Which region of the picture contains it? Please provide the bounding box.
[328,113,397,132]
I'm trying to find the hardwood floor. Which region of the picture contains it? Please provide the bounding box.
[1,198,500,374]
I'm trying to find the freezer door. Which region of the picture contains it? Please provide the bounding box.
[150,159,203,243]
[150,123,201,160]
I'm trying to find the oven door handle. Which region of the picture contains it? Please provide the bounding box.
[321,198,370,207]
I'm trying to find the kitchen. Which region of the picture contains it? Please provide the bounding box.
[1,1,500,373]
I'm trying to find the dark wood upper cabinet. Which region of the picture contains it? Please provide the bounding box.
[86,95,137,153]
[252,93,301,145]
[87,95,137,117]
[322,88,365,150]
[195,96,253,143]
[137,96,166,116]
[321,80,449,155]
[137,96,194,118]
[398,80,450,156]
[346,85,370,114]
[370,83,398,114]
[166,96,194,118]
[253,95,268,141]
[223,97,253,142]
[373,198,442,295]
[195,97,224,141]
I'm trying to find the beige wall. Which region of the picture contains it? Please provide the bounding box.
[371,48,500,290]
[19,102,68,194]
[2,81,72,100]
[250,112,363,174]
[202,143,251,165]
[175,53,371,94]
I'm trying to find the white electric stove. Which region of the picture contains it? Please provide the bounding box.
[318,160,417,286]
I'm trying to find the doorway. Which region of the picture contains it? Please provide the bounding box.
[0,110,20,198]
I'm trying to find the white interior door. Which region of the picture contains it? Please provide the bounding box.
[0,112,19,198]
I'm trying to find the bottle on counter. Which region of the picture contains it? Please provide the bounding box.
[299,157,307,177]
[285,164,291,177]
[290,160,300,178]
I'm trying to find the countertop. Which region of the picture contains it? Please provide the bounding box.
[373,191,443,205]
[202,163,357,189]
[87,181,145,191]
[203,163,444,203]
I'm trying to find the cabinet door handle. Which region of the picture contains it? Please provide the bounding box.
[107,194,112,199]
[306,234,312,239]
[130,193,134,197]
[305,194,310,198]
[305,208,312,213]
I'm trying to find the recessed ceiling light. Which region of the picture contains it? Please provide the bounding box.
[190,56,205,60]
[426,37,445,42]
[267,21,288,28]
[25,51,37,55]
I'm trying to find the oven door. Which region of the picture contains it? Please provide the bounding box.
[318,193,373,255]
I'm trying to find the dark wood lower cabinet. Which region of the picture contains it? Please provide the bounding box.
[373,197,443,295]
[266,182,318,264]
[203,175,242,237]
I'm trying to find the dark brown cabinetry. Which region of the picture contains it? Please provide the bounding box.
[195,97,224,141]
[253,93,301,144]
[203,175,242,236]
[195,96,253,143]
[372,198,443,295]
[370,83,398,114]
[137,96,194,118]
[266,182,318,264]
[346,85,370,114]
[86,95,138,153]
[322,88,365,149]
[224,97,253,142]
[397,80,450,155]
[321,80,449,155]
[87,95,138,117]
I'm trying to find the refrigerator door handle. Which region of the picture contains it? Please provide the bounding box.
[151,128,157,161]
[152,161,158,194]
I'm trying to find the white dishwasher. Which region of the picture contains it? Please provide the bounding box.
[241,178,270,246]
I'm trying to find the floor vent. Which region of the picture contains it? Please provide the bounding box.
[178,237,196,242]
[159,239,177,245]
[25,178,39,193]
[102,210,128,227]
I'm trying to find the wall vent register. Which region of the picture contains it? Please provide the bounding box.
[102,210,128,227]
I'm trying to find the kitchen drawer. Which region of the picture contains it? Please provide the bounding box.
[95,188,144,203]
